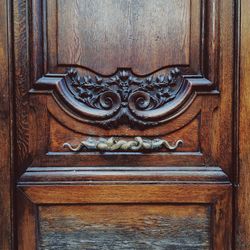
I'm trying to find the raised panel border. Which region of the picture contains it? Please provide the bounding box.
[43,0,211,76]
[17,169,232,250]
[27,1,220,132]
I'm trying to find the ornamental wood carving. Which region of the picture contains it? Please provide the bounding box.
[33,68,212,129]
[63,137,184,152]
[68,68,181,111]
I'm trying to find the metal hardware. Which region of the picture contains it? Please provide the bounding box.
[63,137,183,152]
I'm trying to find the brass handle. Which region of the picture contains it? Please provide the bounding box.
[63,137,183,152]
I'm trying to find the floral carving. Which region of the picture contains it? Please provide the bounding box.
[65,67,183,128]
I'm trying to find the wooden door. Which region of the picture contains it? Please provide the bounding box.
[8,0,236,249]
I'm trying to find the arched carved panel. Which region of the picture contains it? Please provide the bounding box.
[32,68,213,129]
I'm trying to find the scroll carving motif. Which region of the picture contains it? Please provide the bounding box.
[63,137,183,152]
[67,68,181,111]
[33,67,212,129]
[64,67,185,128]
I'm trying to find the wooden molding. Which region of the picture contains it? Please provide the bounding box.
[0,0,13,249]
[18,166,230,185]
[17,183,232,250]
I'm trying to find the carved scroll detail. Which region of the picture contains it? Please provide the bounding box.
[33,67,213,129]
[67,68,181,110]
[63,137,183,152]
[63,67,184,128]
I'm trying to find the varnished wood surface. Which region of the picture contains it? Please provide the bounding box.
[57,0,190,75]
[13,0,31,177]
[38,204,210,250]
[19,184,231,205]
[16,189,37,250]
[19,166,229,185]
[30,95,219,168]
[49,114,200,152]
[11,0,233,173]
[0,0,13,249]
[17,183,232,250]
[0,0,243,249]
[210,0,234,177]
[236,0,250,249]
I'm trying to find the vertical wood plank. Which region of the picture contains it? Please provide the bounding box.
[236,0,250,249]
[211,0,234,177]
[0,0,13,249]
[17,189,37,250]
[13,0,31,177]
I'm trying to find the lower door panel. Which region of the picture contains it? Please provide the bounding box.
[38,204,210,250]
[17,167,232,250]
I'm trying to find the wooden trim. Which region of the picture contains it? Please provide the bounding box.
[19,183,230,204]
[235,0,250,249]
[0,0,13,249]
[18,166,230,185]
[16,189,37,250]
[233,0,241,249]
[17,183,232,250]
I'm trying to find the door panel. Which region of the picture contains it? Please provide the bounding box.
[57,0,191,74]
[13,0,234,249]
[38,204,211,249]
[18,183,231,250]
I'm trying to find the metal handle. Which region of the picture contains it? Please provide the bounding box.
[63,137,183,152]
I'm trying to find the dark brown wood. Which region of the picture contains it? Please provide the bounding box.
[13,0,31,177]
[16,189,37,250]
[55,0,192,75]
[210,0,234,177]
[0,0,13,249]
[1,0,245,249]
[17,182,232,250]
[38,204,211,249]
[18,166,229,185]
[21,0,231,175]
[235,0,250,249]
[32,67,213,129]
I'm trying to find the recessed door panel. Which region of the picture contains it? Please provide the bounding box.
[38,204,210,250]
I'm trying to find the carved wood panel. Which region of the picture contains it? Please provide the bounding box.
[12,0,235,249]
[19,0,224,168]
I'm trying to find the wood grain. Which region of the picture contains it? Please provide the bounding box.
[8,0,237,249]
[38,204,210,250]
[210,0,234,177]
[49,114,200,153]
[13,0,31,176]
[18,183,232,249]
[17,189,37,250]
[236,0,250,248]
[18,166,229,185]
[0,0,13,249]
[57,0,190,75]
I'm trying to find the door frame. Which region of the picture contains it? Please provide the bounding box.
[0,0,14,249]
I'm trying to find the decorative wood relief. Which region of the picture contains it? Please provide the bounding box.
[33,68,212,129]
[68,68,181,111]
[67,68,182,127]
[63,137,183,152]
